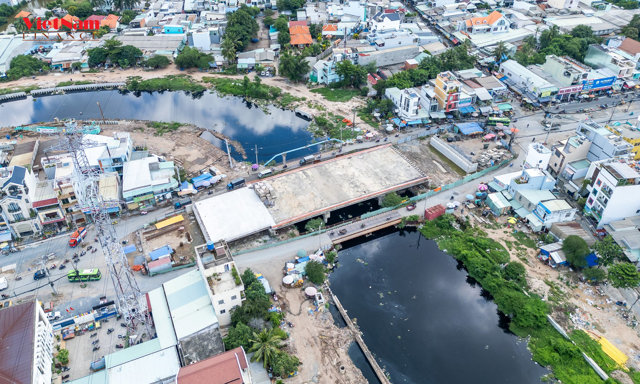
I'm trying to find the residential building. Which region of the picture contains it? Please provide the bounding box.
[577,120,633,161]
[584,159,640,227]
[177,347,252,384]
[525,143,552,170]
[0,301,54,384]
[547,0,579,9]
[311,59,341,85]
[545,16,617,36]
[0,166,40,239]
[196,241,245,326]
[548,135,591,177]
[31,180,66,232]
[584,44,635,79]
[506,167,556,196]
[605,122,640,160]
[540,55,588,100]
[43,42,88,70]
[82,133,132,177]
[434,71,461,112]
[513,189,556,213]
[603,215,640,263]
[98,172,121,214]
[368,11,402,32]
[289,25,313,47]
[532,199,577,229]
[116,35,185,58]
[122,156,178,210]
[458,11,509,34]
[499,60,558,101]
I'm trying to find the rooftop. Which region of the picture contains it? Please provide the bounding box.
[0,301,37,384]
[98,173,120,201]
[122,156,176,196]
[193,187,276,243]
[177,347,249,384]
[540,199,573,212]
[568,159,591,170]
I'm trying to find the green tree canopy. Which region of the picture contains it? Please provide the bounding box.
[608,263,640,289]
[225,5,259,51]
[6,55,49,81]
[562,235,590,268]
[175,46,212,69]
[381,192,403,208]
[594,235,624,266]
[223,322,253,350]
[583,267,606,283]
[145,55,170,69]
[335,60,368,88]
[87,47,109,67]
[503,262,526,286]
[305,261,326,285]
[270,351,300,378]
[249,329,284,368]
[276,0,305,12]
[222,35,239,64]
[277,30,290,46]
[304,218,324,232]
[278,52,309,82]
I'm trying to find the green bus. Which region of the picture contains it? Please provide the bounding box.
[67,269,101,282]
[487,117,511,127]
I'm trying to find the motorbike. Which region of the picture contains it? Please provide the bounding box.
[87,245,92,251]
[61,367,70,372]
[49,264,56,269]
[90,332,98,338]
[63,259,70,264]
[1,294,9,299]
[91,340,99,345]
[59,265,66,270]
[80,251,86,256]
[15,276,21,281]
[116,344,124,349]
[118,335,124,339]
[62,375,70,380]
[384,137,388,142]
[92,249,97,254]
[120,323,127,327]
[92,346,100,352]
[107,328,114,334]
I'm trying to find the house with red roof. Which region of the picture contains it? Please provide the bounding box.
[177,347,252,384]
[101,14,120,29]
[458,11,508,34]
[14,11,31,19]
[289,25,313,47]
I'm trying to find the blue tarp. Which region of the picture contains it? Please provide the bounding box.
[123,245,137,254]
[192,173,213,188]
[297,256,310,263]
[456,122,483,135]
[586,253,599,267]
[391,118,406,127]
[180,181,190,190]
[149,245,173,261]
[458,106,475,114]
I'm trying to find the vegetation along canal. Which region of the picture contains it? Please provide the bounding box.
[0,90,316,162]
[330,228,548,384]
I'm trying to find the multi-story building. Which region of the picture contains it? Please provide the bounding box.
[84,132,133,177]
[499,60,558,101]
[0,301,54,384]
[548,135,591,177]
[540,55,588,100]
[584,44,636,79]
[506,167,557,196]
[51,156,84,224]
[577,120,633,161]
[0,166,40,239]
[525,143,552,170]
[584,159,640,227]
[434,71,461,112]
[605,122,640,160]
[457,11,509,34]
[196,241,245,327]
[532,199,577,229]
[122,156,178,210]
[31,180,67,233]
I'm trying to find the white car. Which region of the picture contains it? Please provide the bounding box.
[47,311,61,321]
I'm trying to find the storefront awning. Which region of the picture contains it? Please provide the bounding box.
[487,181,504,192]
[459,106,476,114]
[497,103,512,111]
[407,119,424,126]
[515,207,530,218]
[430,111,446,119]
[479,106,493,114]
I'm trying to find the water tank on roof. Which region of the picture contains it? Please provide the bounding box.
[206,242,215,251]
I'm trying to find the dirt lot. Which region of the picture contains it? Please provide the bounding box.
[235,252,367,383]
[463,212,640,371]
[396,139,465,185]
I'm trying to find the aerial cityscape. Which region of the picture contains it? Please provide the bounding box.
[1,0,640,382]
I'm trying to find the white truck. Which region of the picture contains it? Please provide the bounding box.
[0,276,7,291]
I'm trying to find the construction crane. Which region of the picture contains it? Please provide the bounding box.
[49,120,149,335]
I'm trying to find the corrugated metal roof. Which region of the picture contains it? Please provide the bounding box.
[147,288,178,349]
[105,338,162,368]
[0,301,36,384]
[155,215,184,229]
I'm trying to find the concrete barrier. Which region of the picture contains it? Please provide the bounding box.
[429,136,478,173]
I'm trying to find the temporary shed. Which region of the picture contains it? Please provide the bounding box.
[149,245,173,261]
[486,192,510,216]
[455,122,483,136]
[155,215,184,230]
[425,204,445,220]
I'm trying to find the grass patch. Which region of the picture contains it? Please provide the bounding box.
[0,85,40,95]
[310,114,359,140]
[203,76,303,108]
[127,75,206,93]
[512,231,537,249]
[310,87,360,102]
[357,108,380,129]
[56,80,93,87]
[146,121,182,136]
[570,330,619,373]
[426,144,466,177]
[279,93,305,108]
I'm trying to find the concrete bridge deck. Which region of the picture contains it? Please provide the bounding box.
[328,211,402,244]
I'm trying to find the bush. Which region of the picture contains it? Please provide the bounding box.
[503,262,526,286]
[270,351,300,378]
[5,55,49,81]
[304,218,324,233]
[145,55,170,69]
[305,261,325,285]
[562,235,590,268]
[57,349,69,365]
[583,267,606,283]
[223,322,253,350]
[608,263,640,289]
[381,192,403,208]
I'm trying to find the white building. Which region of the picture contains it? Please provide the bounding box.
[0,166,40,239]
[499,60,558,98]
[122,156,178,209]
[532,199,577,229]
[547,0,579,9]
[196,241,246,327]
[584,159,640,228]
[458,11,509,34]
[384,86,436,120]
[0,301,54,384]
[525,143,552,170]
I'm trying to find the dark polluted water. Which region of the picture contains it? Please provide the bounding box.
[0,90,315,162]
[329,229,547,384]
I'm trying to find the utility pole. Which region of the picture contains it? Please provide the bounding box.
[97,102,105,121]
[255,144,259,165]
[41,255,58,295]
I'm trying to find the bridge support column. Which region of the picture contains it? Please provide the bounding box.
[282,153,286,167]
[322,211,331,222]
[377,195,384,206]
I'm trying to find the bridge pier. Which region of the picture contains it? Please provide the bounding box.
[322,211,330,222]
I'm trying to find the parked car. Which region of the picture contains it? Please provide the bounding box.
[33,269,47,280]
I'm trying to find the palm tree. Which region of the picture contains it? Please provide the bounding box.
[249,329,283,369]
[493,41,508,64]
[222,35,239,64]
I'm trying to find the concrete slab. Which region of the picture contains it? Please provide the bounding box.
[259,145,427,227]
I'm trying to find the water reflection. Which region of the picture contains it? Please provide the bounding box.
[330,230,547,384]
[0,90,314,161]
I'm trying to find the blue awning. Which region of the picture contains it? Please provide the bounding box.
[459,106,475,114]
[123,245,137,254]
[497,103,512,111]
[149,245,173,261]
[407,120,423,125]
[455,122,483,135]
[391,118,406,127]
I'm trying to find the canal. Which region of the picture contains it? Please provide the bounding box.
[0,90,315,162]
[330,229,547,384]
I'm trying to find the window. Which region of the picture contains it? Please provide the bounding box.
[231,295,237,300]
[220,309,226,314]
[588,198,593,204]
[218,299,224,305]
[596,179,601,186]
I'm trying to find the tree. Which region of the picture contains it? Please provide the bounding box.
[249,329,284,368]
[492,41,509,63]
[71,62,82,71]
[225,5,259,51]
[277,30,290,46]
[273,16,288,33]
[221,36,239,64]
[145,55,170,69]
[594,235,624,266]
[583,267,606,283]
[175,46,212,69]
[13,19,29,33]
[87,47,109,67]
[305,218,323,232]
[223,322,253,350]
[278,52,309,82]
[381,192,403,208]
[562,235,590,268]
[512,298,548,330]
[571,25,595,39]
[335,60,367,88]
[503,262,526,286]
[6,55,49,80]
[71,1,93,18]
[623,26,640,40]
[114,45,142,68]
[270,351,300,378]
[94,25,110,38]
[120,10,138,25]
[57,348,70,365]
[608,263,640,289]
[276,0,305,12]
[305,261,325,284]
